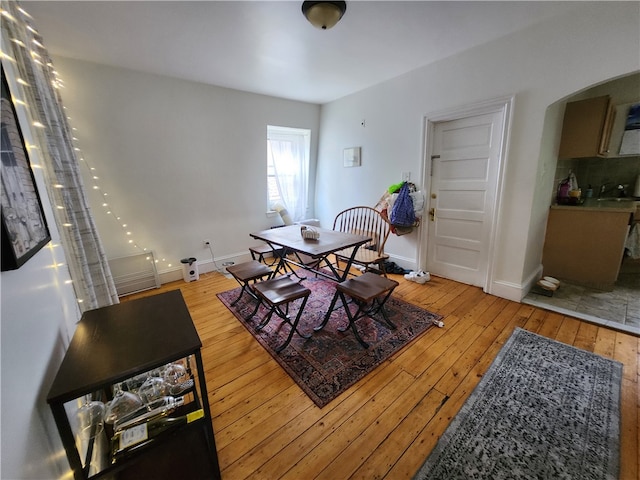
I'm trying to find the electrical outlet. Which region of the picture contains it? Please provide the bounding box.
[203,239,211,248]
[402,171,411,182]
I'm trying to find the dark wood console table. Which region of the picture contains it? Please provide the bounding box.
[47,290,221,480]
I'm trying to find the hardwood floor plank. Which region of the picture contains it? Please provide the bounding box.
[122,271,638,479]
[536,311,564,338]
[573,321,600,352]
[614,333,639,479]
[314,370,444,480]
[522,307,548,332]
[460,293,501,325]
[398,315,469,378]
[349,388,448,480]
[555,315,582,344]
[431,322,488,396]
[592,327,618,359]
[212,367,292,433]
[231,362,402,479]
[264,370,416,480]
[283,371,417,480]
[217,384,313,466]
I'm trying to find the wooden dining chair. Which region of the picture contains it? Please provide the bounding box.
[332,206,391,276]
[315,272,399,349]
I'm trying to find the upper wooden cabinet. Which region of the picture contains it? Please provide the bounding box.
[558,95,614,159]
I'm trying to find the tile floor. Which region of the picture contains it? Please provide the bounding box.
[523,266,640,336]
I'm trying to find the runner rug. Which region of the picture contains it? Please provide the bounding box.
[217,276,442,408]
[413,327,622,480]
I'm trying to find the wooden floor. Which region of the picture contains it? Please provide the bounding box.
[125,271,639,479]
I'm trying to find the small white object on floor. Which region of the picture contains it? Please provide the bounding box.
[542,276,560,288]
[537,278,558,291]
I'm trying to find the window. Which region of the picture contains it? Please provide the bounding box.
[267,125,310,223]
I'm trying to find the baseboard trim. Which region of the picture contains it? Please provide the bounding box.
[487,265,543,302]
[156,252,253,285]
[487,280,522,302]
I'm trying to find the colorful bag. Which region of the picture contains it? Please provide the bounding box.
[389,182,416,227]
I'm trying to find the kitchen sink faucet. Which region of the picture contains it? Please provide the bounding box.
[598,182,612,198]
[598,182,626,198]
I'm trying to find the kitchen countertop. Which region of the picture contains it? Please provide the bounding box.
[551,198,640,213]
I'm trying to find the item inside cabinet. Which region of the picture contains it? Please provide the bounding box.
[614,102,640,155]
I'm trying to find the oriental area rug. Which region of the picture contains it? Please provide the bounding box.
[413,328,622,480]
[217,276,442,408]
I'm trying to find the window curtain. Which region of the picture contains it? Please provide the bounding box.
[268,133,308,222]
[2,1,118,310]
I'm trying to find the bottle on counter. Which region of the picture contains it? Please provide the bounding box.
[557,177,571,204]
[111,408,204,460]
[585,184,593,198]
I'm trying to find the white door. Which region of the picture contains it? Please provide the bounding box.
[425,108,506,287]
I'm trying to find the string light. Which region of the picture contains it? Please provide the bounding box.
[70,125,175,270]
[6,4,177,278]
[65,128,173,267]
[17,6,33,19]
[0,9,17,23]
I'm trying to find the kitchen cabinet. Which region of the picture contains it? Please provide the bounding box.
[47,290,221,480]
[558,95,615,159]
[542,206,633,290]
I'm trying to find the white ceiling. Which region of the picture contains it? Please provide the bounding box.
[22,1,581,104]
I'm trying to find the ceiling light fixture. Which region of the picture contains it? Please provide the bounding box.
[301,1,346,30]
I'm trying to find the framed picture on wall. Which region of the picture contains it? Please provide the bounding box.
[1,67,51,271]
[343,147,361,167]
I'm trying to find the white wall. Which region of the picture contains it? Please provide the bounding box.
[51,58,321,280]
[1,62,80,479]
[40,4,639,297]
[315,2,640,300]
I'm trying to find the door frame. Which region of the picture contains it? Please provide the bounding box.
[418,95,514,293]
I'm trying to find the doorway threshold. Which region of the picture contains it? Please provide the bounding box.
[523,281,640,336]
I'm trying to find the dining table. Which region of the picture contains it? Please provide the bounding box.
[249,225,371,282]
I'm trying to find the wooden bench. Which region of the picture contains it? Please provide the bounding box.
[332,206,391,276]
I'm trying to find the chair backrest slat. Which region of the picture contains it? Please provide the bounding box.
[333,206,390,255]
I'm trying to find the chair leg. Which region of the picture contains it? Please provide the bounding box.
[255,297,295,330]
[336,292,370,349]
[378,260,388,277]
[255,307,275,330]
[366,290,397,329]
[230,284,249,306]
[314,289,341,332]
[318,287,397,349]
[276,295,310,353]
[245,294,263,321]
